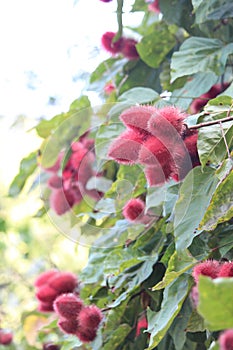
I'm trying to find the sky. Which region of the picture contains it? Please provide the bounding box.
[0,0,144,187]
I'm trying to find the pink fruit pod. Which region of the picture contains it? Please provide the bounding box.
[108,129,144,165]
[58,318,79,335]
[0,330,13,345]
[53,293,84,319]
[136,316,148,337]
[38,301,55,313]
[48,272,78,294]
[77,305,103,331]
[122,198,145,222]
[120,105,157,134]
[144,163,172,186]
[36,285,58,303]
[192,260,220,284]
[49,188,75,215]
[219,329,233,350]
[121,38,139,60]
[218,261,233,277]
[47,175,63,189]
[34,269,59,288]
[147,106,185,137]
[101,32,124,54]
[76,328,97,343]
[183,129,200,168]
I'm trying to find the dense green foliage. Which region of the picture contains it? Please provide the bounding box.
[2,0,233,349]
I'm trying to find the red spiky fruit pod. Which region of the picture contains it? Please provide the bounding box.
[144,163,172,186]
[100,0,112,2]
[190,82,230,114]
[138,135,173,168]
[78,305,103,331]
[38,301,54,313]
[218,261,233,277]
[108,129,144,165]
[47,175,63,189]
[104,82,116,95]
[148,0,160,13]
[120,105,157,134]
[48,272,78,294]
[53,293,84,319]
[0,330,13,345]
[76,328,97,343]
[122,198,145,222]
[58,318,79,335]
[34,270,59,288]
[121,38,139,60]
[36,285,58,303]
[49,188,75,215]
[192,260,220,284]
[219,329,233,350]
[101,32,124,54]
[147,106,185,137]
[136,316,148,337]
[183,129,201,168]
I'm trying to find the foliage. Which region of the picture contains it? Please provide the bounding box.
[2,0,233,349]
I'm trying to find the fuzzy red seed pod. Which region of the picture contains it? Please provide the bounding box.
[190,83,230,114]
[38,301,55,313]
[100,0,112,2]
[78,305,103,331]
[101,32,124,54]
[192,260,220,284]
[48,272,78,294]
[147,106,185,137]
[121,38,139,60]
[49,188,75,215]
[122,198,146,222]
[138,135,172,167]
[144,163,172,186]
[218,262,233,277]
[108,129,144,165]
[104,82,116,95]
[36,285,58,303]
[136,316,148,337]
[53,293,84,319]
[120,105,157,134]
[183,129,200,168]
[148,0,160,13]
[0,330,13,345]
[219,329,233,350]
[76,328,97,343]
[47,175,63,189]
[34,270,59,288]
[58,318,79,335]
[43,342,60,350]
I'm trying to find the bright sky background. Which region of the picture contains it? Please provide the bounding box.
[0,0,143,186]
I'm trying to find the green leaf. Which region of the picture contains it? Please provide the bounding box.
[192,0,233,24]
[60,336,82,350]
[103,324,131,350]
[136,23,176,69]
[174,167,219,251]
[8,151,38,197]
[170,72,218,110]
[147,274,191,349]
[197,104,233,167]
[199,169,233,231]
[171,37,233,82]
[90,57,122,84]
[152,250,196,290]
[118,87,159,104]
[197,276,233,330]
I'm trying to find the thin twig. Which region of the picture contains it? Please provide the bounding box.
[189,115,233,130]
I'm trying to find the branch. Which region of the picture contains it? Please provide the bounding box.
[189,115,233,130]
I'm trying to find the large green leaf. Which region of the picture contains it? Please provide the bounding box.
[199,167,233,230]
[198,276,233,330]
[171,37,233,82]
[136,23,176,69]
[118,87,159,104]
[8,151,38,197]
[103,324,132,350]
[147,274,191,349]
[192,0,233,24]
[174,166,219,251]
[152,250,197,290]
